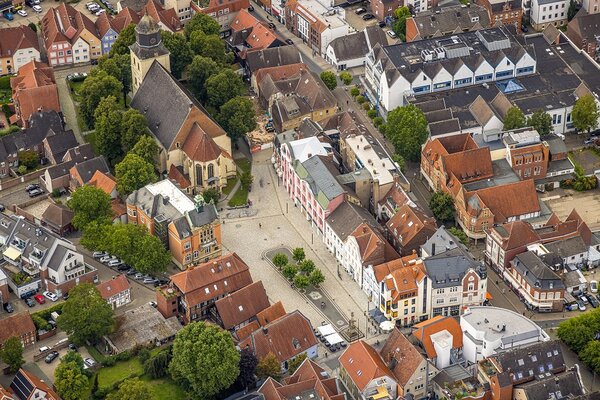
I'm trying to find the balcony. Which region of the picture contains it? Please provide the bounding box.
[23,263,40,276]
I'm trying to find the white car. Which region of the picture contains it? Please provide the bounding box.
[43,291,58,302]
[84,357,97,367]
[107,259,122,267]
[17,9,27,16]
[100,255,115,263]
[387,30,397,39]
[95,9,105,15]
[32,5,42,12]
[149,301,157,308]
[93,251,108,259]
[591,280,598,293]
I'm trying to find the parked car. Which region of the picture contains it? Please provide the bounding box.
[44,351,59,363]
[584,138,596,145]
[68,343,78,352]
[43,291,58,302]
[591,280,598,293]
[268,22,276,30]
[153,279,168,287]
[148,301,157,308]
[355,7,366,14]
[34,294,46,304]
[577,299,587,311]
[100,255,115,263]
[126,268,137,276]
[0,204,5,212]
[4,303,14,313]
[580,294,589,304]
[134,273,145,280]
[107,259,122,267]
[362,13,374,20]
[95,9,105,15]
[117,264,130,271]
[25,184,40,191]
[17,9,27,16]
[589,295,600,308]
[93,251,108,259]
[521,25,528,32]
[3,12,14,21]
[62,292,69,301]
[28,188,43,198]
[84,358,97,367]
[378,21,386,27]
[24,297,35,307]
[143,277,158,285]
[387,30,397,38]
[248,5,254,10]
[39,346,50,353]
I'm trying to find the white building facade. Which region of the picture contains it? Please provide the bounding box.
[530,0,569,31]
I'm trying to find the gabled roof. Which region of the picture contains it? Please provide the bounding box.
[142,0,182,32]
[181,123,225,162]
[256,301,287,326]
[328,26,387,62]
[41,203,74,229]
[469,179,540,222]
[380,328,426,386]
[11,369,59,400]
[423,247,481,288]
[351,222,398,266]
[408,4,491,39]
[89,170,117,195]
[42,3,99,49]
[0,26,40,58]
[412,315,463,359]
[96,274,131,300]
[339,340,396,391]
[245,45,303,74]
[490,220,540,250]
[326,200,378,242]
[215,281,271,330]
[42,129,77,162]
[70,156,110,186]
[386,205,437,253]
[0,312,35,345]
[511,251,564,290]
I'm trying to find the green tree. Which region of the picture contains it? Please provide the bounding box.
[272,253,289,270]
[57,283,115,345]
[1,336,24,373]
[202,188,220,204]
[81,219,111,250]
[121,108,148,153]
[447,227,469,246]
[429,191,455,223]
[568,0,578,20]
[292,247,305,263]
[206,69,245,108]
[68,185,112,230]
[54,360,88,400]
[144,348,172,379]
[169,322,240,398]
[18,150,39,170]
[299,259,315,274]
[131,231,171,274]
[557,314,597,353]
[293,274,309,289]
[98,53,131,105]
[94,95,123,164]
[131,135,160,165]
[392,6,411,40]
[503,106,526,131]
[161,31,194,79]
[256,352,281,381]
[339,71,353,85]
[62,351,85,371]
[190,31,232,65]
[218,96,257,141]
[236,348,258,390]
[350,87,360,97]
[391,153,406,172]
[115,153,157,195]
[240,171,254,190]
[78,69,122,128]
[320,71,337,91]
[107,378,152,400]
[527,110,553,136]
[580,340,600,374]
[185,12,221,38]
[573,94,599,133]
[308,268,325,287]
[27,22,37,32]
[187,55,220,101]
[288,353,307,374]
[110,24,136,56]
[282,264,298,281]
[385,104,428,161]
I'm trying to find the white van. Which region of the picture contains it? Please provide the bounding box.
[591,280,598,293]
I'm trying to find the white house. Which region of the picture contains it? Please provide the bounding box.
[460,306,550,363]
[530,0,569,31]
[97,274,132,310]
[325,26,388,70]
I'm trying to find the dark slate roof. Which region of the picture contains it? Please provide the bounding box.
[410,4,491,39]
[44,129,78,161]
[511,251,565,290]
[518,371,583,400]
[423,247,482,288]
[172,204,219,239]
[326,201,378,241]
[46,160,76,179]
[495,340,565,383]
[62,143,96,163]
[47,244,69,272]
[544,236,589,258]
[0,111,64,160]
[245,46,302,74]
[72,156,110,184]
[126,186,183,222]
[329,26,387,62]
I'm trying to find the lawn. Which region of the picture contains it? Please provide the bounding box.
[236,157,251,174]
[97,358,144,389]
[141,376,188,400]
[228,157,252,207]
[222,177,238,197]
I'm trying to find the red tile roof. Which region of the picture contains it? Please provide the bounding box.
[256,301,286,326]
[339,340,395,391]
[215,281,271,330]
[380,328,425,386]
[89,170,117,196]
[10,61,60,126]
[16,369,60,400]
[96,274,131,300]
[352,223,398,266]
[143,0,182,32]
[0,312,35,346]
[42,3,99,49]
[386,205,437,254]
[0,26,40,58]
[182,123,224,162]
[412,315,463,359]
[470,179,540,223]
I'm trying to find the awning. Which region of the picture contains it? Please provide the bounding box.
[372,386,390,400]
[3,247,21,261]
[486,292,493,300]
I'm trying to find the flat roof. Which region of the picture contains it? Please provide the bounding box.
[145,180,195,215]
[294,0,346,29]
[463,159,520,191]
[345,134,395,185]
[462,306,545,344]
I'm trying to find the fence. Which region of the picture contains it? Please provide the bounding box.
[0,169,45,191]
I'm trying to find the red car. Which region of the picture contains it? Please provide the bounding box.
[34,294,46,304]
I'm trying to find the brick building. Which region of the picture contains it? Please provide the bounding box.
[475,0,523,29]
[0,312,36,348]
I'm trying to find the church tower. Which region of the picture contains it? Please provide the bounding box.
[129,14,171,95]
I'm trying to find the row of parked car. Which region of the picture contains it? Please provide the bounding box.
[25,183,44,198]
[567,292,600,311]
[92,251,168,286]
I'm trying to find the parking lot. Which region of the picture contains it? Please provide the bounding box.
[543,189,600,231]
[342,3,400,44]
[0,179,45,210]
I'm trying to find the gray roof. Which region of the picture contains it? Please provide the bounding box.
[423,247,482,288]
[299,156,344,201]
[328,26,387,62]
[245,45,303,74]
[511,251,564,290]
[131,61,206,150]
[545,236,589,258]
[72,156,110,184]
[126,187,184,223]
[410,4,491,39]
[0,111,64,161]
[519,371,583,400]
[544,135,568,156]
[44,129,78,161]
[46,160,76,179]
[326,201,378,241]
[172,204,219,239]
[495,340,566,383]
[420,226,462,256]
[46,244,69,272]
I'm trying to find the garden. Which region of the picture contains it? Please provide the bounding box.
[271,247,326,291]
[227,157,253,207]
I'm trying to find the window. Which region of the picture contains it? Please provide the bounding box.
[475,74,493,82]
[454,77,472,86]
[207,164,214,179]
[496,70,513,78]
[184,242,191,250]
[517,66,534,75]
[433,81,451,90]
[413,85,431,93]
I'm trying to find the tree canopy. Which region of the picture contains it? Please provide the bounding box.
[256,352,281,381]
[98,53,132,105]
[217,96,257,141]
[57,283,115,345]
[131,135,160,165]
[187,55,220,102]
[190,31,233,65]
[115,153,157,195]
[572,94,599,133]
[385,104,428,161]
[94,95,123,164]
[185,12,221,38]
[320,71,337,91]
[78,69,122,128]
[161,31,194,79]
[429,191,455,223]
[527,110,553,135]
[121,108,148,153]
[236,348,258,390]
[107,378,152,400]
[503,106,526,131]
[205,69,245,109]
[109,24,136,56]
[1,336,24,373]
[392,6,411,40]
[169,322,240,398]
[54,360,89,400]
[68,185,113,230]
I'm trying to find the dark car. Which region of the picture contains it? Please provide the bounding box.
[28,188,44,198]
[0,204,5,212]
[268,22,276,30]
[68,343,78,352]
[25,183,40,191]
[248,5,254,10]
[285,38,294,45]
[589,294,600,308]
[521,25,528,33]
[117,264,130,271]
[378,20,386,27]
[362,13,374,20]
[4,303,14,313]
[45,351,59,363]
[24,297,35,307]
